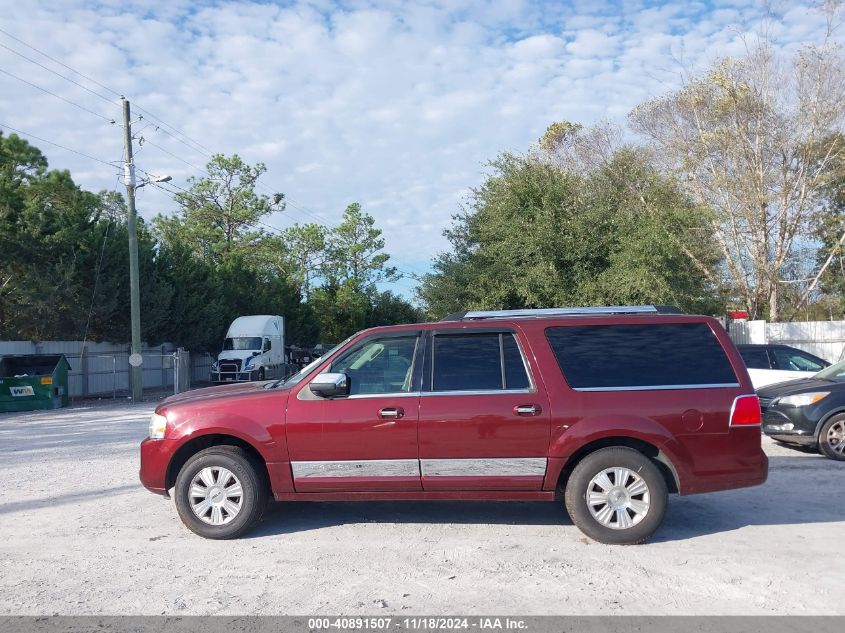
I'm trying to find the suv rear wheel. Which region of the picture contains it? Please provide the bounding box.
[564,447,667,545]
[174,446,269,539]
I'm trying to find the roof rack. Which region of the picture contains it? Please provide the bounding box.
[440,305,684,321]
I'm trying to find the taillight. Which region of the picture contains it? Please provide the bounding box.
[730,394,761,426]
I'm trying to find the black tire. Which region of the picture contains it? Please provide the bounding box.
[258,367,265,381]
[564,447,668,545]
[818,414,845,461]
[174,446,269,539]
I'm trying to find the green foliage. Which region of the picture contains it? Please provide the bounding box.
[154,154,278,266]
[0,134,415,349]
[419,149,724,318]
[322,203,397,290]
[307,203,405,341]
[0,132,128,340]
[152,156,315,351]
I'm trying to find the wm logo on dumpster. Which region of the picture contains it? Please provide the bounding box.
[9,386,35,397]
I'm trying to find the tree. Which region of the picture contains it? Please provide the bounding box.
[0,132,147,340]
[307,203,402,340]
[629,11,845,320]
[418,149,722,318]
[323,203,397,290]
[1,139,416,349]
[367,290,423,328]
[155,154,282,268]
[281,223,326,298]
[806,153,845,318]
[151,154,326,350]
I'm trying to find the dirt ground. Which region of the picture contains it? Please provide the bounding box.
[0,399,842,615]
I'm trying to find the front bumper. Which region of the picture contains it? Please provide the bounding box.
[210,369,257,383]
[139,437,178,496]
[761,403,821,446]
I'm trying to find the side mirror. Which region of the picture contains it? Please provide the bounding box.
[309,372,350,398]
[252,351,260,357]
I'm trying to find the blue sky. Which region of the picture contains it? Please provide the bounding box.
[0,0,833,298]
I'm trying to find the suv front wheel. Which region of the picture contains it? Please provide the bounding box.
[174,446,269,539]
[564,447,667,545]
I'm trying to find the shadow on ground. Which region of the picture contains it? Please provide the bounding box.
[247,453,844,542]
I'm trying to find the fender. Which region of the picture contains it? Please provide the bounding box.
[545,414,689,493]
[815,406,845,441]
[548,413,676,458]
[162,408,281,462]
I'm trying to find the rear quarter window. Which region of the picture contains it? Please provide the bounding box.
[545,322,738,390]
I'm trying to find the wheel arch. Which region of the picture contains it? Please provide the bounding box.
[815,407,845,441]
[166,433,271,491]
[554,436,680,495]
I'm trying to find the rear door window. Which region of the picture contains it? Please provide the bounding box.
[502,333,530,389]
[545,323,738,390]
[431,332,531,392]
[739,347,771,369]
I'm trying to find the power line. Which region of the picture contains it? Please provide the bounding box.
[0,26,122,98]
[0,66,116,123]
[0,29,351,230]
[134,107,216,158]
[0,122,117,167]
[139,137,208,172]
[0,28,215,162]
[0,41,118,104]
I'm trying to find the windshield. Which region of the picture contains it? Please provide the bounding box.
[223,337,262,351]
[268,337,353,389]
[814,359,845,382]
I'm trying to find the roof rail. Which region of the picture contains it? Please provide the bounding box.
[440,305,684,321]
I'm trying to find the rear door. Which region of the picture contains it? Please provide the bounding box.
[417,328,551,491]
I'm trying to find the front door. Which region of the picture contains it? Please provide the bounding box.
[418,330,551,490]
[286,332,422,492]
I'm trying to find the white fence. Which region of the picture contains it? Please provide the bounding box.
[0,340,203,399]
[728,320,845,363]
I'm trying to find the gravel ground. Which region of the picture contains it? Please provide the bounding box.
[0,399,842,615]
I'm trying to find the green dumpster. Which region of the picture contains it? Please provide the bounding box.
[0,355,71,412]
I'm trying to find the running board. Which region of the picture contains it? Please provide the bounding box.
[273,490,556,502]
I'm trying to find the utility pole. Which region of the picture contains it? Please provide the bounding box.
[122,98,143,402]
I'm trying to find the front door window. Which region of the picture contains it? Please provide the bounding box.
[331,336,418,395]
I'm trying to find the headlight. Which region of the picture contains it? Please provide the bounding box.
[776,392,830,407]
[245,356,255,367]
[148,412,168,439]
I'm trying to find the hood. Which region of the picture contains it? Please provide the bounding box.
[757,377,833,398]
[217,351,258,362]
[159,380,270,407]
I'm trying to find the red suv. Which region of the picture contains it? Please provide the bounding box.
[140,306,767,544]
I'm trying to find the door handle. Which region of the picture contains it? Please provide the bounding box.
[379,407,405,419]
[514,404,541,417]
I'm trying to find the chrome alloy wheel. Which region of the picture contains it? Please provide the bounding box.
[827,420,845,454]
[586,467,651,530]
[189,466,243,525]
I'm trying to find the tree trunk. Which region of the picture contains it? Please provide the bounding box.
[769,282,779,322]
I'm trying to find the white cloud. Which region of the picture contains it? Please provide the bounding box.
[0,0,837,297]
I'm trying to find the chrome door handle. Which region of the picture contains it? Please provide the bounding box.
[514,404,541,417]
[379,407,405,419]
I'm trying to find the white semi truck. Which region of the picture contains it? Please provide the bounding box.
[210,315,284,382]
